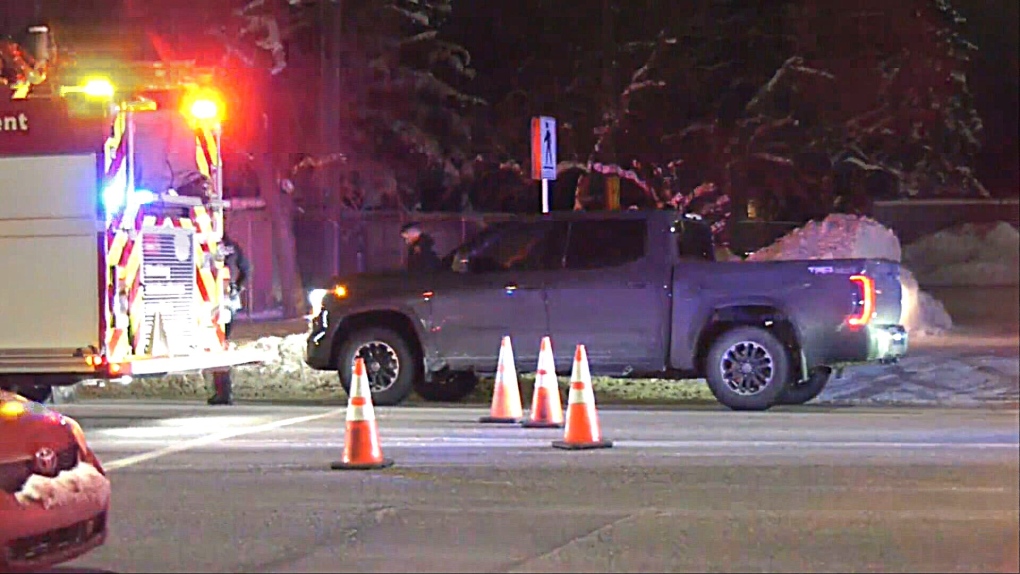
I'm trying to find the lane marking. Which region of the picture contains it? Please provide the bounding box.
[102,408,346,471]
[92,436,1020,455]
[615,440,1020,449]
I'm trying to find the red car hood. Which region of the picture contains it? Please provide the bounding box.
[0,391,76,465]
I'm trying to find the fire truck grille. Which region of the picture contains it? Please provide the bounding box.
[139,228,198,354]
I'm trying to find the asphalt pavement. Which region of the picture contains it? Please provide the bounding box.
[50,401,1020,573]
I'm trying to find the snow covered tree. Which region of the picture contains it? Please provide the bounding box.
[312,0,485,212]
[771,0,986,199]
[568,0,987,238]
[570,2,783,235]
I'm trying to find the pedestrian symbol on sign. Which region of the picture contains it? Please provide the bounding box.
[530,115,557,213]
[543,120,553,166]
[531,116,556,181]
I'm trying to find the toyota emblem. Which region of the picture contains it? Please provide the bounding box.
[34,447,58,477]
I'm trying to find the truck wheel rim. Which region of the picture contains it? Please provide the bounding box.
[719,341,774,396]
[354,341,400,393]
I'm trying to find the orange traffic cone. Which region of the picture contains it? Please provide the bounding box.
[331,358,394,470]
[521,336,564,428]
[553,344,613,450]
[480,336,524,424]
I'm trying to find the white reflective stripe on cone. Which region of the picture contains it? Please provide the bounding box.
[347,360,376,422]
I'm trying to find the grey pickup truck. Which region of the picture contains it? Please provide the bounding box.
[305,210,908,410]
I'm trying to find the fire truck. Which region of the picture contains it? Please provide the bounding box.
[0,24,263,403]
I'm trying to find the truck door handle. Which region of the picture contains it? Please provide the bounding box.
[504,282,537,292]
[627,281,648,288]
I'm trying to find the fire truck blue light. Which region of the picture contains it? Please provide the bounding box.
[102,185,156,216]
[133,190,157,204]
[102,184,124,213]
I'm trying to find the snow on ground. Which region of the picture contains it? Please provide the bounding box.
[903,221,1020,287]
[818,348,1019,406]
[745,214,953,336]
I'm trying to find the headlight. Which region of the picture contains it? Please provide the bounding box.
[308,285,348,316]
[308,289,328,312]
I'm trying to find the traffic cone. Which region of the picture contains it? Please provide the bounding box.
[331,358,394,470]
[480,336,524,424]
[521,336,564,428]
[553,344,613,450]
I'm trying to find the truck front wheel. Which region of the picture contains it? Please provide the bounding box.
[337,326,418,406]
[705,326,790,411]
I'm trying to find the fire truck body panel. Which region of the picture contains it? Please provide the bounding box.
[1,82,263,396]
[0,151,103,374]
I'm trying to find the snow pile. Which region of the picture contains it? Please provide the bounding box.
[747,215,903,261]
[745,214,953,336]
[228,334,342,399]
[78,331,344,401]
[898,269,954,336]
[16,461,111,510]
[903,222,1020,287]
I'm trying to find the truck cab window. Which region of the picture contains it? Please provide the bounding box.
[564,219,647,270]
[469,222,567,272]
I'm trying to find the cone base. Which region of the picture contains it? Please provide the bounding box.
[330,458,395,471]
[552,439,614,450]
[479,416,522,424]
[521,420,564,429]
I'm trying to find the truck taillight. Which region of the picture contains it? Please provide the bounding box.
[847,274,875,328]
[85,354,106,368]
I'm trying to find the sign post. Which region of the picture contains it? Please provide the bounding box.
[530,116,556,213]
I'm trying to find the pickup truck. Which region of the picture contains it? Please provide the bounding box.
[305,210,908,411]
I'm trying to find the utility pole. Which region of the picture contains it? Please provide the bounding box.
[601,0,619,209]
[319,0,343,154]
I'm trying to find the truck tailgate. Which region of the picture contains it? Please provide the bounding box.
[0,154,101,368]
[863,259,903,326]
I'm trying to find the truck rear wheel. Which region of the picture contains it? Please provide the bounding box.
[776,366,833,406]
[705,326,790,411]
[337,326,418,406]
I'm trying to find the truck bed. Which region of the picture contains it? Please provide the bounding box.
[0,153,101,373]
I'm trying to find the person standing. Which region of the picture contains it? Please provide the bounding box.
[400,222,442,273]
[208,233,252,406]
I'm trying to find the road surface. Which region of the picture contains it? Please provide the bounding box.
[53,402,1020,573]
